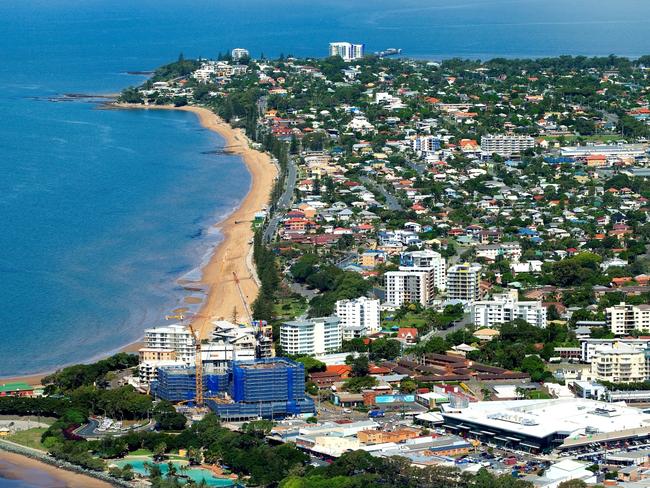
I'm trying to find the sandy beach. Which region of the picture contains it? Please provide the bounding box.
[169,105,277,338]
[0,450,112,488]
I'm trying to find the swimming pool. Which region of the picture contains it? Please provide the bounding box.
[113,459,235,486]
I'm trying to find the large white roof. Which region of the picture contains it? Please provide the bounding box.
[442,398,650,439]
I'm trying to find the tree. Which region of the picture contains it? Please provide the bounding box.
[351,356,369,377]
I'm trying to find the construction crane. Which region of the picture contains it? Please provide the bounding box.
[186,321,204,407]
[232,271,254,326]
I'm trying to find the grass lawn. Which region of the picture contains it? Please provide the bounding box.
[129,448,153,456]
[6,428,47,450]
[383,312,429,331]
[274,297,308,321]
[526,390,552,400]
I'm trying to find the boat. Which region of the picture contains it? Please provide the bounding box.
[375,48,402,58]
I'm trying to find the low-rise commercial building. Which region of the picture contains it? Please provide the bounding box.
[441,398,650,453]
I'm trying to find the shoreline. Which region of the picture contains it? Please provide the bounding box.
[120,104,277,339]
[0,447,114,488]
[3,103,277,383]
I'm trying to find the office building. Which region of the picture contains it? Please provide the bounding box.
[207,358,315,420]
[335,297,381,340]
[606,302,650,335]
[472,289,547,328]
[481,134,535,157]
[329,42,365,62]
[447,263,482,302]
[280,316,341,355]
[231,48,250,61]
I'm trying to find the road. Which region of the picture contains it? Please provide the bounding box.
[360,176,403,211]
[420,312,471,342]
[263,155,298,243]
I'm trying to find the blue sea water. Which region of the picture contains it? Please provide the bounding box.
[1,0,650,379]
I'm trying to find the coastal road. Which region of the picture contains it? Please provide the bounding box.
[263,155,298,243]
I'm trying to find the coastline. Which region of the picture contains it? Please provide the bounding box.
[3,103,276,384]
[0,448,113,488]
[128,105,277,339]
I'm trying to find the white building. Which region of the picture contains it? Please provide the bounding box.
[385,268,436,308]
[472,290,547,328]
[481,134,535,157]
[412,135,442,156]
[400,250,447,290]
[335,297,381,340]
[329,42,365,61]
[143,324,195,363]
[590,342,650,383]
[607,303,650,335]
[281,316,341,356]
[580,337,650,363]
[231,48,250,61]
[475,242,522,262]
[447,263,482,303]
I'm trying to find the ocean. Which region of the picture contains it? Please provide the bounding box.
[1,0,650,378]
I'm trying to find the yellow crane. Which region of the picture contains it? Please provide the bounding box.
[186,321,204,407]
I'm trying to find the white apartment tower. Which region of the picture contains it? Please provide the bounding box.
[472,289,547,328]
[329,42,365,62]
[231,48,250,61]
[335,297,381,340]
[143,324,195,363]
[280,316,341,356]
[447,263,482,302]
[590,343,650,384]
[607,303,650,335]
[385,250,446,308]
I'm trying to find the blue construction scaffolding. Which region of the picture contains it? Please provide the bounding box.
[209,358,315,420]
[151,366,228,403]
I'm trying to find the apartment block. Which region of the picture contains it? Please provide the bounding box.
[329,42,364,61]
[472,290,547,328]
[481,134,535,157]
[335,297,381,340]
[590,343,650,384]
[447,263,482,302]
[606,303,650,335]
[475,242,522,262]
[280,316,341,356]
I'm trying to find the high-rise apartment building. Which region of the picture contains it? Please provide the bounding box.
[447,263,482,302]
[481,134,535,157]
[606,303,650,335]
[280,316,341,355]
[335,297,381,340]
[329,42,365,62]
